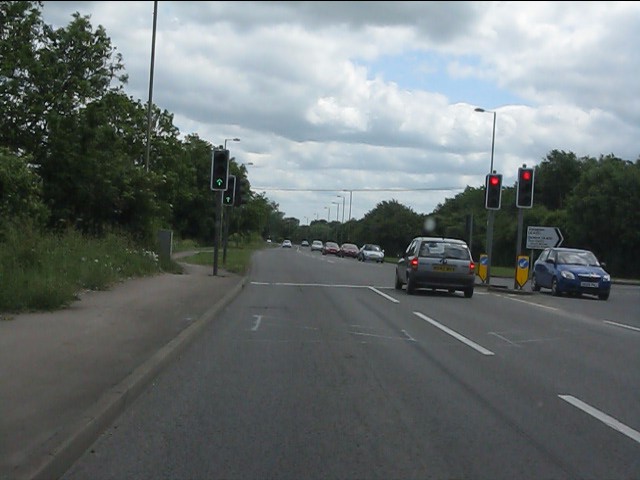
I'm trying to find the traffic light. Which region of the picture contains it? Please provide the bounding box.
[516,167,535,208]
[211,148,230,191]
[485,173,502,210]
[223,175,236,206]
[234,177,249,206]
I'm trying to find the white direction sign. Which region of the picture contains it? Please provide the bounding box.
[526,226,564,249]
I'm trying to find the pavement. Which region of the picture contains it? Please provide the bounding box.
[0,253,246,480]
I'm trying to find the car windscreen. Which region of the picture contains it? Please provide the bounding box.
[557,251,599,266]
[419,242,470,260]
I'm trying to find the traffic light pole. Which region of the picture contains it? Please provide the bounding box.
[213,191,222,276]
[513,208,524,289]
[486,210,494,284]
[223,208,230,264]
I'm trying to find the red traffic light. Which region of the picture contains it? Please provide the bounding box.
[521,170,532,181]
[489,175,500,186]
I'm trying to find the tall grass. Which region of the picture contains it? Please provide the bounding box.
[0,227,165,313]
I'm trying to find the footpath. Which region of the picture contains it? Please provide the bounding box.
[0,254,246,480]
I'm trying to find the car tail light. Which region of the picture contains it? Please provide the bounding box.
[410,257,419,270]
[469,261,475,273]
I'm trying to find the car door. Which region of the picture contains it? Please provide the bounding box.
[538,248,556,287]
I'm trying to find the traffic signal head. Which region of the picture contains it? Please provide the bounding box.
[211,148,230,191]
[234,177,250,206]
[485,173,503,210]
[516,167,535,208]
[223,175,236,206]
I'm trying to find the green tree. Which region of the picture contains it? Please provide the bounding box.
[535,150,582,210]
[565,155,640,276]
[0,148,49,236]
[0,1,127,161]
[358,200,424,257]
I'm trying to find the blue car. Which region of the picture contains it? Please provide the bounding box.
[531,247,611,300]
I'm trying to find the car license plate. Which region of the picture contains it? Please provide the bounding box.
[580,281,599,288]
[433,265,454,272]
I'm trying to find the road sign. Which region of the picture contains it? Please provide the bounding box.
[526,226,563,249]
[477,254,488,283]
[515,255,530,288]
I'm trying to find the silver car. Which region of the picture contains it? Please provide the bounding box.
[357,244,385,263]
[395,237,475,298]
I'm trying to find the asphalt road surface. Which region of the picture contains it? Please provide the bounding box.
[63,245,640,480]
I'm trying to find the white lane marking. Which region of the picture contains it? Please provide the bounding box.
[250,281,391,289]
[349,331,415,342]
[368,286,400,303]
[413,311,495,356]
[559,395,640,445]
[604,320,640,332]
[401,329,417,342]
[251,315,263,331]
[501,295,560,311]
[488,331,522,347]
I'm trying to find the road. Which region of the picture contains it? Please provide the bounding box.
[63,245,640,479]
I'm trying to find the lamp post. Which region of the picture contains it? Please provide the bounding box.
[325,206,330,222]
[337,195,345,223]
[332,201,340,242]
[475,107,497,284]
[224,137,240,149]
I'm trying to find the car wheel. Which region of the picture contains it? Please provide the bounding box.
[394,272,402,290]
[406,274,416,295]
[464,287,474,298]
[598,292,610,301]
[531,274,541,292]
[551,277,561,296]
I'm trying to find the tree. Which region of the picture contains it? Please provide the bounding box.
[565,155,640,276]
[0,2,128,163]
[0,147,49,236]
[358,200,424,257]
[535,150,582,210]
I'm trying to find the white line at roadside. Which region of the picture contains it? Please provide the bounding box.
[413,311,495,356]
[559,395,640,445]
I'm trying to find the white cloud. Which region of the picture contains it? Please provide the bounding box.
[40,1,640,223]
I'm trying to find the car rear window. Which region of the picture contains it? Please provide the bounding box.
[419,242,470,260]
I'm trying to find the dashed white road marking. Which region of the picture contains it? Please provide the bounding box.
[368,286,400,303]
[401,329,417,342]
[603,320,640,332]
[413,311,495,356]
[349,331,414,342]
[500,295,560,311]
[251,314,263,331]
[559,395,640,445]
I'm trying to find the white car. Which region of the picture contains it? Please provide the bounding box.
[311,240,323,252]
[282,239,292,248]
[357,244,385,263]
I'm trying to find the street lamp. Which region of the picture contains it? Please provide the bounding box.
[336,195,345,223]
[224,137,240,149]
[475,107,497,284]
[324,206,330,221]
[474,108,496,174]
[332,201,340,222]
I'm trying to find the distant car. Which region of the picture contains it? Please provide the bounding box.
[311,240,324,252]
[322,241,340,256]
[282,239,292,248]
[395,237,475,298]
[531,247,611,300]
[357,244,385,263]
[339,243,359,258]
[301,240,310,247]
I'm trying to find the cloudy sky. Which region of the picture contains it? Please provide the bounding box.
[41,1,640,223]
